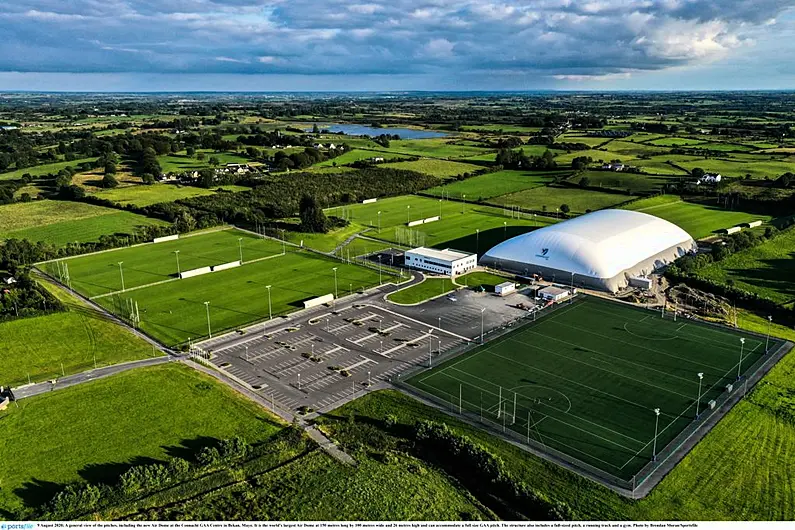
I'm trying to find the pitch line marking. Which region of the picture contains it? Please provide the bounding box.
[622,322,678,341]
[440,365,646,448]
[508,334,694,401]
[414,378,638,468]
[546,318,727,372]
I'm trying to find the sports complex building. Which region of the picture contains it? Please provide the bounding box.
[479,209,696,292]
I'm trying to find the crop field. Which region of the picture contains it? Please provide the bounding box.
[694,228,795,307]
[45,228,390,345]
[381,159,482,178]
[424,170,565,200]
[0,281,158,387]
[0,157,97,181]
[0,364,283,516]
[92,183,249,207]
[622,195,771,239]
[498,185,628,214]
[407,295,780,482]
[0,200,167,245]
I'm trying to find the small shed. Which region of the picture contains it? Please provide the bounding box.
[495,281,516,297]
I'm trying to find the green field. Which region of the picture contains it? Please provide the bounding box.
[455,271,513,290]
[646,137,708,147]
[0,280,158,387]
[0,364,282,516]
[407,296,778,482]
[381,159,482,178]
[156,150,253,173]
[425,170,564,200]
[43,228,285,297]
[572,170,674,193]
[0,158,97,181]
[382,138,494,159]
[315,149,401,167]
[694,228,795,307]
[48,229,391,345]
[92,184,249,207]
[674,155,795,179]
[0,200,168,245]
[623,195,770,239]
[387,277,457,304]
[498,185,628,214]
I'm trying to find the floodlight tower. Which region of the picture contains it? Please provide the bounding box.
[480,307,486,344]
[737,338,746,380]
[117,261,125,292]
[377,210,381,232]
[332,267,338,299]
[407,204,411,224]
[766,315,773,353]
[652,408,661,461]
[238,237,244,263]
[204,301,211,338]
[173,250,181,276]
[695,372,704,418]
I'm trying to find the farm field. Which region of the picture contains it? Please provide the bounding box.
[0,200,168,245]
[406,296,780,483]
[0,280,158,387]
[572,170,674,193]
[285,222,364,253]
[92,183,249,207]
[602,140,670,157]
[0,364,283,517]
[381,159,482,178]
[156,150,254,173]
[42,228,285,297]
[553,149,637,165]
[694,228,795,307]
[382,138,494,159]
[622,195,771,239]
[315,149,401,166]
[424,170,565,200]
[387,277,457,304]
[632,156,694,175]
[0,157,97,181]
[499,185,628,214]
[674,156,795,179]
[646,137,708,147]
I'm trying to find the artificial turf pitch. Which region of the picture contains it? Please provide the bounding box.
[407,295,781,482]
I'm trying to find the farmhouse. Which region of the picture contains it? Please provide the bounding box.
[404,247,477,277]
[696,172,722,185]
[602,162,625,171]
[480,209,696,292]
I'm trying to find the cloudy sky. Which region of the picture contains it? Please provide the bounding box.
[1,0,795,91]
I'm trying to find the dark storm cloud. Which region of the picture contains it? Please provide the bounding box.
[0,1,792,79]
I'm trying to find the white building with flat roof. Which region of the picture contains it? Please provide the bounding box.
[405,247,477,277]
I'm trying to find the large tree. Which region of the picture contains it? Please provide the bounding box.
[299,195,328,233]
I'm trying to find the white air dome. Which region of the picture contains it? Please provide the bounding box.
[480,209,695,292]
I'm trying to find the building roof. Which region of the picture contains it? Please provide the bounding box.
[407,247,474,262]
[481,209,694,280]
[539,286,569,296]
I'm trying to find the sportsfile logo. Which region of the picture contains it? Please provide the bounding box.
[536,248,550,260]
[1,524,35,530]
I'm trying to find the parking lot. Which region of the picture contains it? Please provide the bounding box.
[199,302,470,413]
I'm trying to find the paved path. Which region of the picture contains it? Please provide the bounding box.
[11,356,173,400]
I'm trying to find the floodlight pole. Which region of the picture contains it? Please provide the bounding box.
[407,205,411,224]
[459,384,462,414]
[238,237,243,263]
[118,261,125,292]
[439,199,442,219]
[428,329,433,367]
[298,373,301,390]
[503,221,507,240]
[481,307,486,344]
[476,229,479,255]
[204,301,211,338]
[245,345,249,361]
[766,316,772,353]
[737,338,746,380]
[332,266,338,303]
[652,408,661,462]
[695,372,704,418]
[266,285,272,320]
[174,250,181,276]
[377,210,381,232]
[462,195,466,214]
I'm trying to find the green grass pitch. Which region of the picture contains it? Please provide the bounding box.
[407,296,780,482]
[43,228,392,346]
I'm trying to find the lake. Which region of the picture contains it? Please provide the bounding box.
[306,124,447,139]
